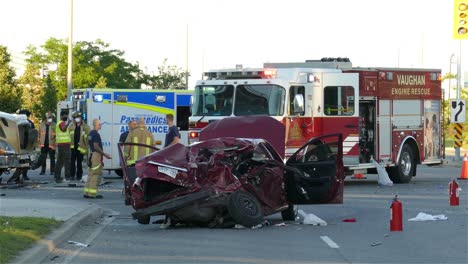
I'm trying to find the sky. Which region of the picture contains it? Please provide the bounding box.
[1,0,466,96]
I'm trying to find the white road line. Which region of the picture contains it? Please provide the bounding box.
[320,236,340,249]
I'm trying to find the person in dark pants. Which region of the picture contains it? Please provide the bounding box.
[18,109,35,180]
[68,112,89,181]
[55,110,71,183]
[38,112,56,175]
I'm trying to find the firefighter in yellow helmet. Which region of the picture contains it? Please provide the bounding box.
[68,111,90,181]
[84,118,111,199]
[124,117,155,165]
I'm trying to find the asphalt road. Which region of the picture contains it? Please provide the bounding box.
[2,165,467,264]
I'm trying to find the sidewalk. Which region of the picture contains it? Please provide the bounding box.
[0,198,102,264]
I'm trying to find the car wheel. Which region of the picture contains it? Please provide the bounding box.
[281,204,298,221]
[227,191,263,228]
[388,144,415,184]
[114,169,123,178]
[137,215,150,225]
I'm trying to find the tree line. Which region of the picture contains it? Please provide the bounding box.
[0,38,189,121]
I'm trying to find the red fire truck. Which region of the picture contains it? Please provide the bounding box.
[189,58,442,183]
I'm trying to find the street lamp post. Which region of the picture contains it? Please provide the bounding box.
[67,0,73,100]
[449,54,455,100]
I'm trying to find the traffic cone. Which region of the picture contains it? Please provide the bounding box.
[352,173,367,179]
[460,154,468,180]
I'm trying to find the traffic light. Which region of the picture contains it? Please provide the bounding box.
[454,0,468,39]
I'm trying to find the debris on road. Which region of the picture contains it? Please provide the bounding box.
[408,212,448,221]
[298,210,327,226]
[234,224,246,229]
[372,159,393,186]
[252,220,271,229]
[50,256,59,261]
[371,242,383,247]
[274,223,288,227]
[0,193,5,196]
[67,240,89,247]
[342,218,357,222]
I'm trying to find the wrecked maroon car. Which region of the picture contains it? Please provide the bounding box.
[118,117,344,228]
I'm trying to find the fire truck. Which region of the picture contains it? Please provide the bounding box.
[188,58,443,183]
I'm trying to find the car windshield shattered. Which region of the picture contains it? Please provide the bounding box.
[118,116,344,228]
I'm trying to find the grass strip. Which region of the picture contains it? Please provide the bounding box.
[0,216,62,264]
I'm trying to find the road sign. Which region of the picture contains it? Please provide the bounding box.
[451,99,466,123]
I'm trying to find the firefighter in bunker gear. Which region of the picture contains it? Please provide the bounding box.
[37,111,56,175]
[84,118,111,199]
[124,117,155,165]
[69,111,90,180]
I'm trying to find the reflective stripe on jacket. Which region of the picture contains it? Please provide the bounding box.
[55,122,71,144]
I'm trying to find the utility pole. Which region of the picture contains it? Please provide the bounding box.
[185,24,189,89]
[67,0,73,100]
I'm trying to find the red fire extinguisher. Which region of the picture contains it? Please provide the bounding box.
[390,195,403,231]
[449,180,460,206]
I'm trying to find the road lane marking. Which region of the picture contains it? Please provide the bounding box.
[320,236,340,248]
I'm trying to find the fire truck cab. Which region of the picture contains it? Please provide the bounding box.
[189,58,442,183]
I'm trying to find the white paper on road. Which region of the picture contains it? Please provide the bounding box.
[67,240,89,247]
[408,212,448,221]
[372,159,393,186]
[298,210,327,226]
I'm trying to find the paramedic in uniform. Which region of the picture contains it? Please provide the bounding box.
[84,118,111,199]
[164,113,180,147]
[124,118,155,165]
[68,112,90,181]
[38,111,56,175]
[55,110,71,183]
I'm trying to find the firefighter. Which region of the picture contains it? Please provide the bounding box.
[124,117,155,165]
[55,110,71,183]
[84,118,111,199]
[68,111,90,181]
[37,111,56,175]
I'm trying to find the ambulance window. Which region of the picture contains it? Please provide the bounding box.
[289,86,305,116]
[324,86,355,116]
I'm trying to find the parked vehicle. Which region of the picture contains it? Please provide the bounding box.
[58,88,193,176]
[119,116,344,227]
[189,58,443,183]
[0,111,38,183]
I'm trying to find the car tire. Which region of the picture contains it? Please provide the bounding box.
[137,215,150,225]
[114,169,123,178]
[281,204,298,221]
[388,144,415,184]
[227,191,263,228]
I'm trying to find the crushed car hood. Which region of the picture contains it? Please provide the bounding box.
[199,115,285,159]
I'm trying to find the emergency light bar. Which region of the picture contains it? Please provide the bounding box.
[203,68,276,80]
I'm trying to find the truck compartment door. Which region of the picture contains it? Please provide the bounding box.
[322,73,359,166]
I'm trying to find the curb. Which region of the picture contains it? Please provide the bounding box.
[10,205,103,264]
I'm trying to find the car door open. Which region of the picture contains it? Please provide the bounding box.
[285,133,344,204]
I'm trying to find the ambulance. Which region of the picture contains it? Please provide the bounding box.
[188,58,443,183]
[59,88,193,176]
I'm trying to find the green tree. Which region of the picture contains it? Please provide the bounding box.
[146,59,189,89]
[24,38,147,101]
[40,75,58,119]
[0,46,22,113]
[19,63,44,118]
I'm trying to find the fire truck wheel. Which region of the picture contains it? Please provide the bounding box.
[388,144,415,183]
[228,191,263,227]
[281,204,298,221]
